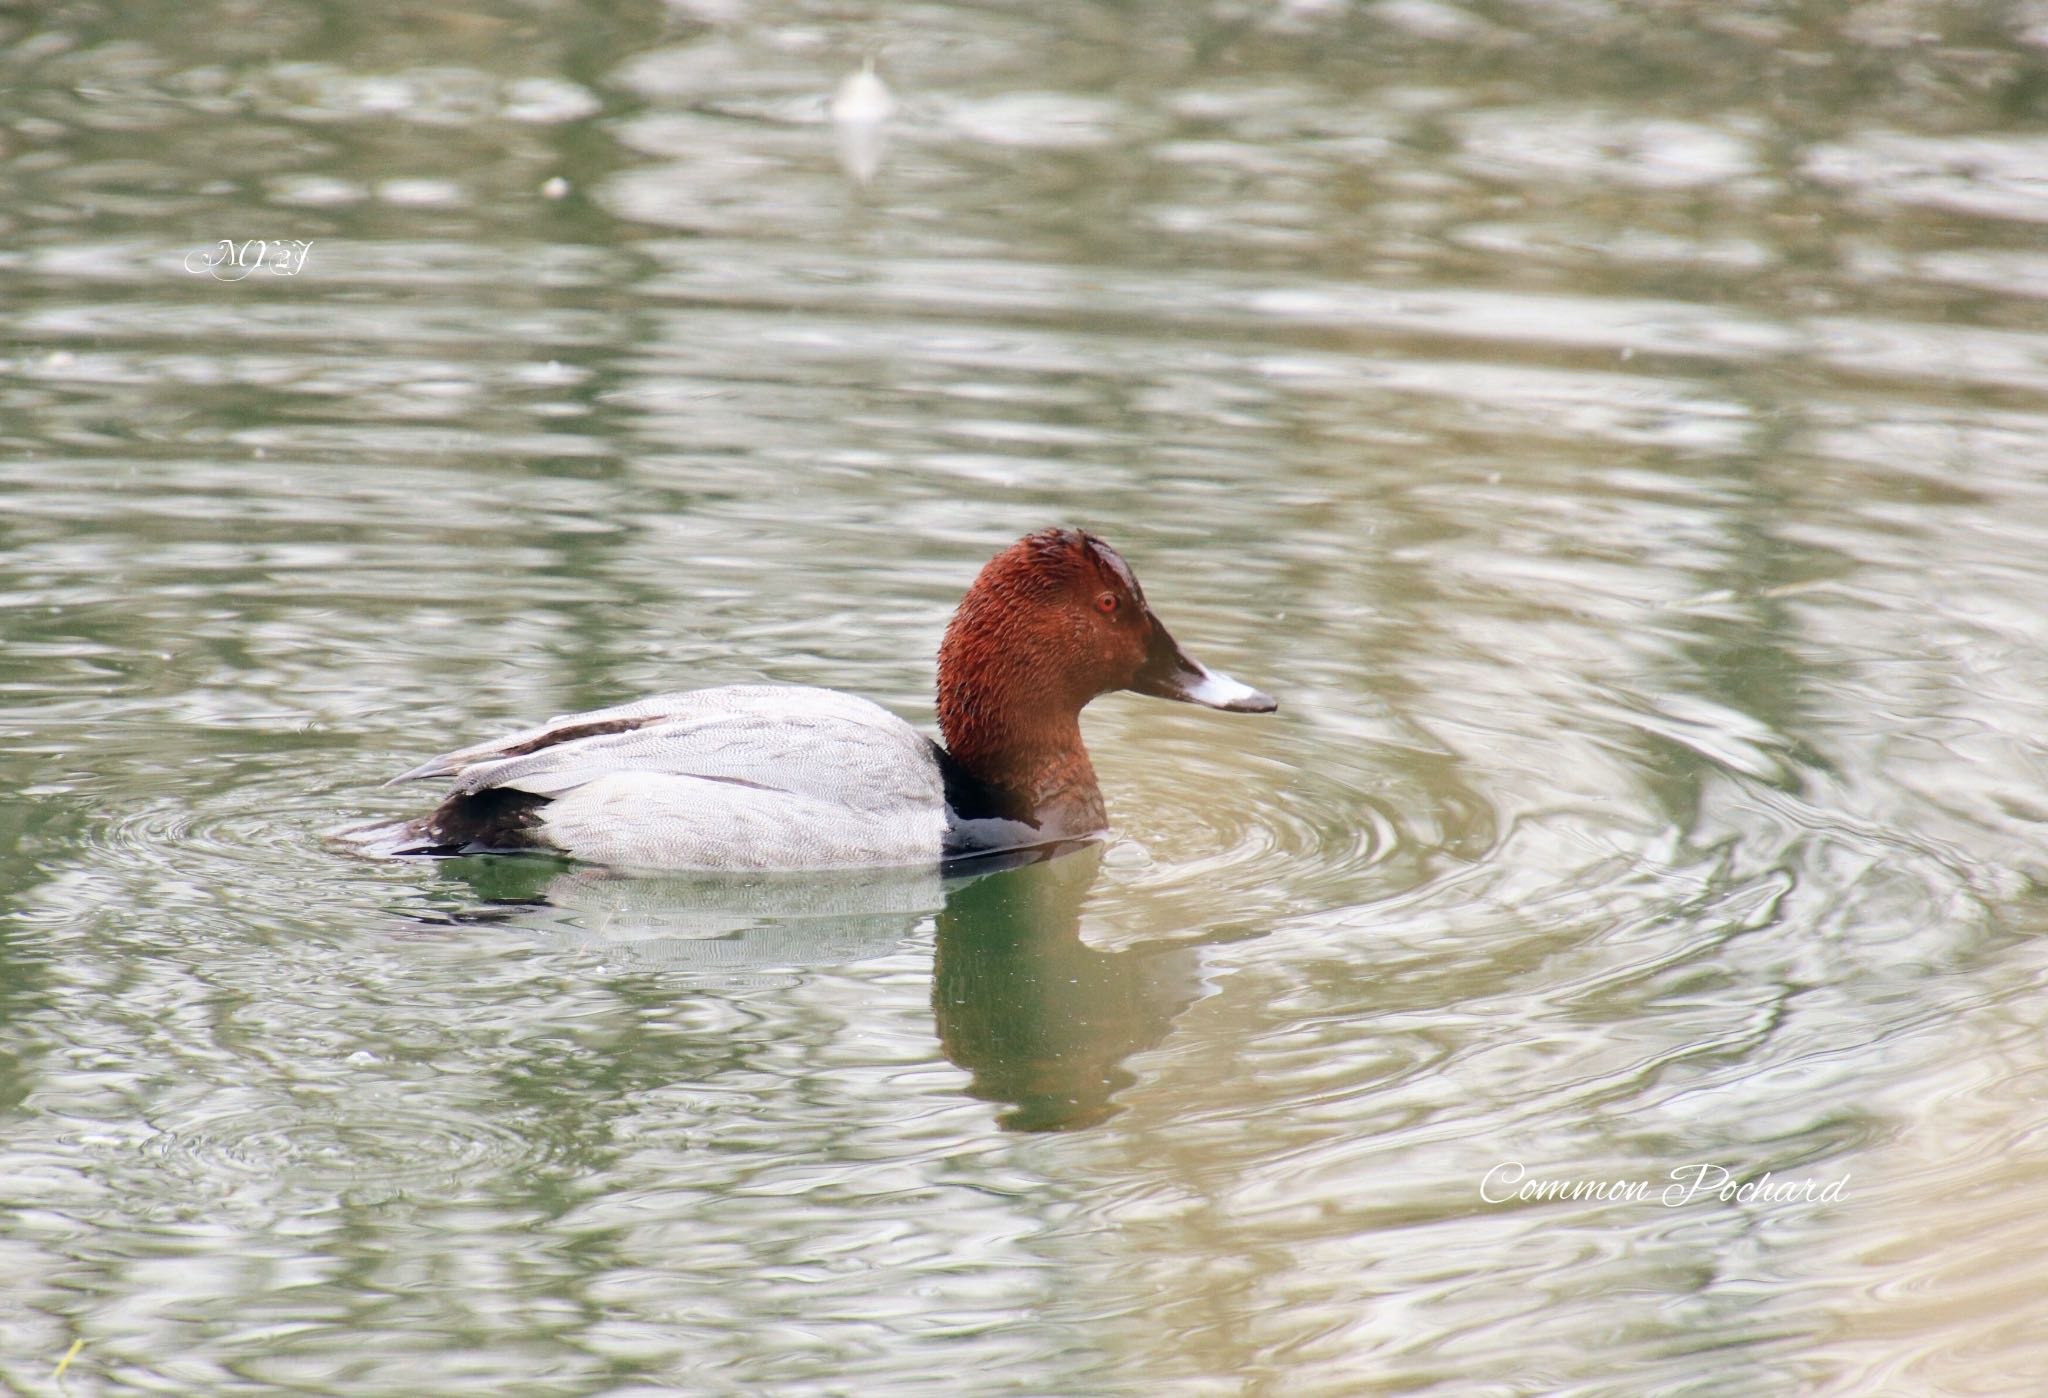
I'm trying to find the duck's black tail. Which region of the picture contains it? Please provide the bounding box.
[335,789,554,858]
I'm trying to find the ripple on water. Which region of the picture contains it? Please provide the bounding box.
[1088,701,1500,948]
[1804,131,2048,225]
[35,755,392,950]
[139,1085,553,1207]
[1454,107,1762,189]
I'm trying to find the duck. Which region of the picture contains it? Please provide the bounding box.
[364,527,1277,870]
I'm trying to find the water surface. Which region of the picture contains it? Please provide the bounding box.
[5,1,2048,1393]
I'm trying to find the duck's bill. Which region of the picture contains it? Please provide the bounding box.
[1133,624,1278,713]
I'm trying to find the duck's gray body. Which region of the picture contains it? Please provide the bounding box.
[384,685,952,870]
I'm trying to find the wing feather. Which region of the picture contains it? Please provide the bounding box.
[385,689,708,785]
[389,685,943,815]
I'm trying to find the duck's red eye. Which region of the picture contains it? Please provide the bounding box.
[1095,591,1119,615]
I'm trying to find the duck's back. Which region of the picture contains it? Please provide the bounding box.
[384,685,949,870]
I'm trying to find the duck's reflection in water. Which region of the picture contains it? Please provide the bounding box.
[435,844,1213,1130]
[934,846,1206,1131]
[432,853,948,984]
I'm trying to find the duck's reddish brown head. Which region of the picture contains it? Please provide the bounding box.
[936,528,1276,825]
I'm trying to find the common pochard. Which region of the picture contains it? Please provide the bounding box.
[366,528,1277,870]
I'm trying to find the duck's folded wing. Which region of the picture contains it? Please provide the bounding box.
[385,689,711,785]
[389,685,942,815]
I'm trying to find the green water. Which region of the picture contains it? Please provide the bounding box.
[6,2,2048,1393]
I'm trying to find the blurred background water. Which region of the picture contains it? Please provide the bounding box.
[5,0,2048,1393]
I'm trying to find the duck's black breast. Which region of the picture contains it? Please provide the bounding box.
[931,742,1069,867]
[931,743,1113,871]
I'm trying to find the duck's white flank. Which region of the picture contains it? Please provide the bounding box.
[393,685,948,870]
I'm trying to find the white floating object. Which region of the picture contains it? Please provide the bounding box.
[831,56,894,185]
[831,56,896,127]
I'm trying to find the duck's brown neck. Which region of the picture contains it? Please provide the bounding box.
[937,656,1105,835]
